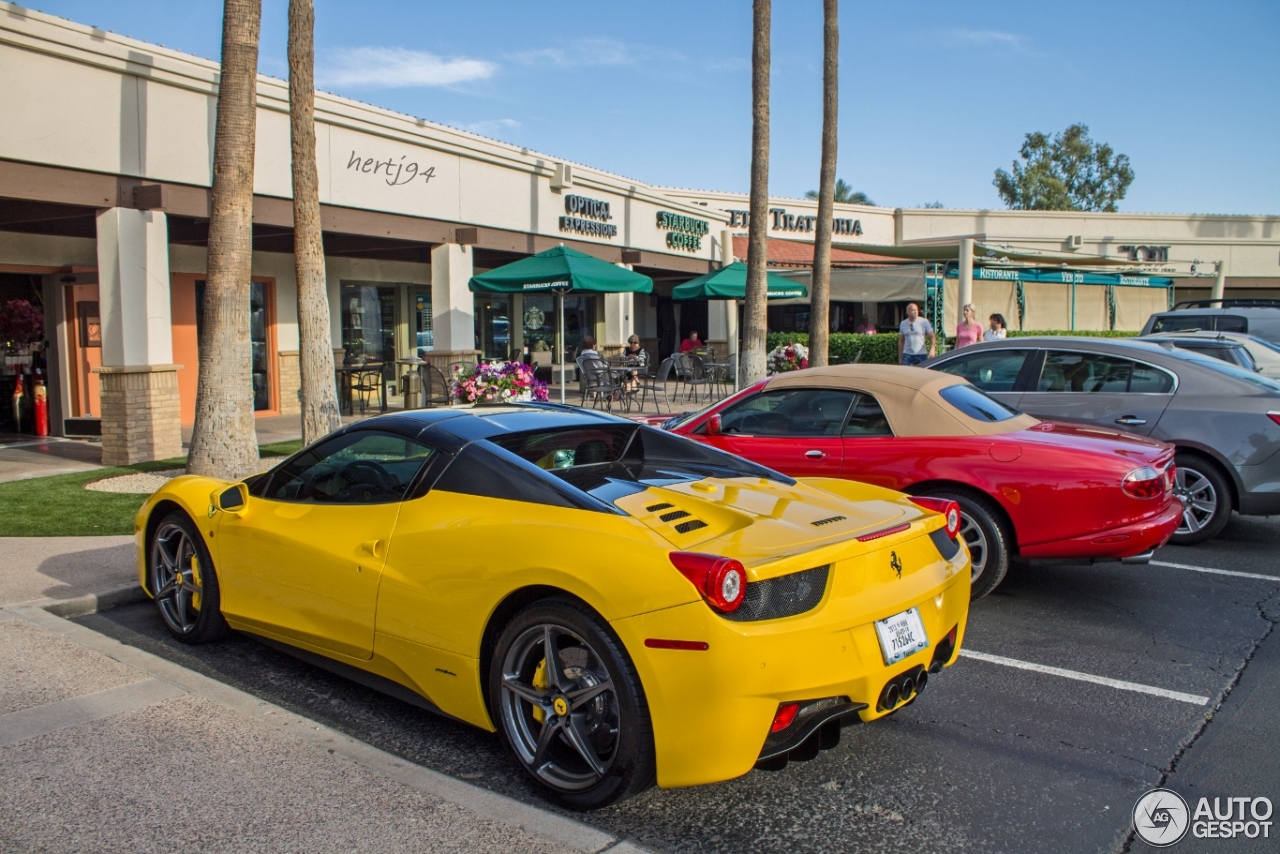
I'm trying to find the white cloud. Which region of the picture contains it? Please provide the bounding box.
[947,29,1028,51]
[320,47,496,88]
[457,118,521,136]
[507,37,643,67]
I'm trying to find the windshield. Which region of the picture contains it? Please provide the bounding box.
[662,399,721,432]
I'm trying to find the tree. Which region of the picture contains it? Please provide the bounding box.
[993,123,1134,212]
[288,0,342,444]
[809,0,838,369]
[188,0,262,478]
[741,0,771,386]
[805,179,872,206]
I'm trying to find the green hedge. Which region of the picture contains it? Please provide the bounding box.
[767,330,1140,365]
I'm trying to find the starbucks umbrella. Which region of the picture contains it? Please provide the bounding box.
[672,262,808,390]
[469,245,653,403]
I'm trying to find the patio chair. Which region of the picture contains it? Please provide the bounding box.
[579,357,619,411]
[679,353,714,403]
[423,363,451,407]
[351,365,383,414]
[634,356,675,414]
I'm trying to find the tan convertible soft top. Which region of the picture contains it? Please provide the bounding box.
[764,364,1039,437]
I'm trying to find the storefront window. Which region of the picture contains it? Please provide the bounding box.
[475,296,511,362]
[414,288,432,356]
[341,283,397,367]
[522,294,556,362]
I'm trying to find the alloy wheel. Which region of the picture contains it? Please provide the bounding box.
[959,511,989,583]
[498,623,620,793]
[1174,467,1217,536]
[151,521,205,635]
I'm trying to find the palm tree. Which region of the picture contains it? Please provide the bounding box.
[187,0,262,478]
[742,0,771,385]
[810,0,838,369]
[805,179,872,206]
[288,0,341,444]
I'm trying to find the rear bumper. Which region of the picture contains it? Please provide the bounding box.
[612,548,970,790]
[1018,499,1183,561]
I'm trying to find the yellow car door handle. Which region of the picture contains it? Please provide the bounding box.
[361,539,387,558]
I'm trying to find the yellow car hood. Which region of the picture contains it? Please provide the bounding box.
[614,476,918,568]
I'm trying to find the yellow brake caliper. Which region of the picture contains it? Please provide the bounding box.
[189,554,202,611]
[531,657,548,723]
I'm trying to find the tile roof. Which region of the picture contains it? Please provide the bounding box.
[732,236,905,268]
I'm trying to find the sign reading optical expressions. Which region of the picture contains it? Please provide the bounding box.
[560,195,618,238]
[657,211,710,252]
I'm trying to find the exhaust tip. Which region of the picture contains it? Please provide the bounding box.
[1120,549,1156,565]
[883,683,901,709]
[915,670,928,693]
[900,676,916,701]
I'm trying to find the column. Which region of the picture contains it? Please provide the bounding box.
[603,289,634,357]
[428,242,478,373]
[1212,260,1227,302]
[722,229,738,384]
[957,237,974,329]
[94,207,181,465]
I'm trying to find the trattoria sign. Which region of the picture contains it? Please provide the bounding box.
[656,211,710,252]
[560,194,617,239]
[726,208,862,236]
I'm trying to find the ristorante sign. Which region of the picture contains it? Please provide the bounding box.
[657,211,710,252]
[560,194,618,238]
[725,207,863,236]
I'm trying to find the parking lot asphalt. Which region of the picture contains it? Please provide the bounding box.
[56,515,1280,854]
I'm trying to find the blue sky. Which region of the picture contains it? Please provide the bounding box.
[22,0,1280,214]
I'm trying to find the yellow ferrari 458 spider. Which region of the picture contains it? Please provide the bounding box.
[136,404,970,809]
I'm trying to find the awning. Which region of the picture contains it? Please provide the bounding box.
[771,264,927,304]
[671,262,808,300]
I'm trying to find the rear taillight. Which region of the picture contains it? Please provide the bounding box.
[1123,465,1163,499]
[1268,411,1280,427]
[910,496,961,539]
[771,702,800,733]
[669,552,747,613]
[1163,464,1176,492]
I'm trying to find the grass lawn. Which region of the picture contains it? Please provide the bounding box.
[0,440,304,538]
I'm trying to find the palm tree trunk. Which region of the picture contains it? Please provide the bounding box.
[742,0,771,385]
[187,0,262,478]
[288,0,341,444]
[810,0,838,368]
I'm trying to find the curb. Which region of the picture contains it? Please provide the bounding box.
[9,588,660,854]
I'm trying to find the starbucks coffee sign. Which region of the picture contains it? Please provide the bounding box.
[657,211,710,252]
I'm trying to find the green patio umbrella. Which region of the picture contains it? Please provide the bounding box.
[469,245,653,403]
[672,262,808,390]
[671,261,808,301]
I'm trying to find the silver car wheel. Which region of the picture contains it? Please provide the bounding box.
[959,511,988,583]
[1174,467,1218,535]
[151,521,204,635]
[498,623,620,794]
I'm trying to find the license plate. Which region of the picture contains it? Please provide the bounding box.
[874,607,930,665]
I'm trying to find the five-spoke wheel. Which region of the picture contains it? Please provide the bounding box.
[1170,454,1232,545]
[489,599,654,810]
[149,512,228,644]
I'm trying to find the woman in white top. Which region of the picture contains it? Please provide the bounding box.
[984,313,1008,342]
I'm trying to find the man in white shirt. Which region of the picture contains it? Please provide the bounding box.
[898,303,936,366]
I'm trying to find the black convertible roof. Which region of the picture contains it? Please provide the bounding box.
[343,403,632,451]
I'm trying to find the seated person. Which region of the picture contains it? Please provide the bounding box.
[680,330,702,353]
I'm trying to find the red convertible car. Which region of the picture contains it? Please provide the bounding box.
[645,365,1182,598]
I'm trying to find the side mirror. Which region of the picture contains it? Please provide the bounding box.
[704,414,723,435]
[213,483,249,513]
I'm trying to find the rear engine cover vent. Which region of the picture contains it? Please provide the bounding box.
[646,502,674,513]
[725,565,830,622]
[674,520,708,534]
[811,515,847,527]
[660,509,691,523]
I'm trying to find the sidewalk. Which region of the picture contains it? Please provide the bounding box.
[0,538,654,853]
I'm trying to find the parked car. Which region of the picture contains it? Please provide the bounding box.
[641,365,1181,599]
[1140,330,1280,379]
[136,405,970,808]
[927,337,1280,544]
[1142,298,1280,344]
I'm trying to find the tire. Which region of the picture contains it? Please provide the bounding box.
[148,511,229,644]
[488,598,655,810]
[919,489,1012,600]
[1169,453,1233,545]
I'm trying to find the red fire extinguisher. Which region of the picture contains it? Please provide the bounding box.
[11,372,24,431]
[33,373,48,437]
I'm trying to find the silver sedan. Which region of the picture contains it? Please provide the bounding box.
[927,337,1280,545]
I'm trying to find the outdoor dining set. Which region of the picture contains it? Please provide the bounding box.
[575,348,733,414]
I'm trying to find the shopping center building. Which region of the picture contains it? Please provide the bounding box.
[2,3,1278,462]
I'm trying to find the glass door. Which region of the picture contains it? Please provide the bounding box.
[475,295,511,362]
[196,279,275,413]
[340,283,397,367]
[413,288,433,357]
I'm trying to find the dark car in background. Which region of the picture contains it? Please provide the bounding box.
[927,337,1280,545]
[1139,330,1280,379]
[1141,298,1280,344]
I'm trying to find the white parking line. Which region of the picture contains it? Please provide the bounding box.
[1150,560,1280,583]
[961,650,1210,706]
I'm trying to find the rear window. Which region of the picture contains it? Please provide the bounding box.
[938,384,1019,422]
[1149,314,1213,333]
[489,425,635,469]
